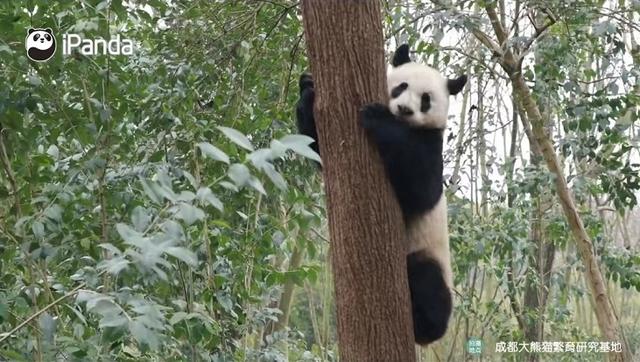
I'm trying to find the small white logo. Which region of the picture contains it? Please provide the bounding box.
[25,28,56,62]
[63,34,134,56]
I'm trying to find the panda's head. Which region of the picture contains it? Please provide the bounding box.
[387,44,467,128]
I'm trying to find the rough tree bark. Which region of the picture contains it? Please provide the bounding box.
[300,1,416,361]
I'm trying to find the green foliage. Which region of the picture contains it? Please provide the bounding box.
[0,0,331,360]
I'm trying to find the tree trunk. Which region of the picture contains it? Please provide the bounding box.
[522,27,555,361]
[264,244,305,336]
[300,1,416,361]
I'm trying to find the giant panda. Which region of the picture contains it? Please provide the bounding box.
[296,44,467,345]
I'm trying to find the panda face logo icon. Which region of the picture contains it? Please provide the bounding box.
[25,28,56,62]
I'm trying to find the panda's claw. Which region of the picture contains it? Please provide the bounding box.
[360,103,393,129]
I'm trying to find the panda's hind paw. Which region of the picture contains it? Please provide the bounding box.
[408,251,452,345]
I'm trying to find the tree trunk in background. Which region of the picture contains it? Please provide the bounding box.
[522,24,556,361]
[522,192,555,362]
[300,1,416,361]
[264,244,305,337]
[477,5,630,360]
[509,71,629,362]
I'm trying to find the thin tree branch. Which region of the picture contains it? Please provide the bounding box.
[430,0,503,56]
[519,17,557,60]
[0,282,88,344]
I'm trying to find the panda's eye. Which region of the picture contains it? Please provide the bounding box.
[45,34,51,41]
[34,34,40,41]
[391,82,409,99]
[420,92,431,113]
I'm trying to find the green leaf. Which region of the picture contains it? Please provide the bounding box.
[32,221,45,238]
[162,220,185,241]
[248,177,266,195]
[38,312,56,344]
[98,243,122,256]
[280,135,321,163]
[96,0,109,11]
[175,203,205,225]
[248,148,273,168]
[169,312,188,325]
[217,126,254,151]
[44,204,63,222]
[269,140,287,159]
[165,246,197,266]
[116,223,144,244]
[262,163,287,190]
[139,177,162,204]
[129,320,159,350]
[176,191,196,202]
[278,134,315,148]
[99,315,128,328]
[196,187,224,211]
[98,256,129,275]
[152,181,177,203]
[228,163,250,186]
[131,206,151,232]
[197,142,230,164]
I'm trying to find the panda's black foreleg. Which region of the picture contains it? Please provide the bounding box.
[408,251,452,345]
[295,73,320,159]
[359,103,421,216]
[359,103,410,161]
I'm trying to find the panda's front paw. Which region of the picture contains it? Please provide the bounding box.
[297,73,315,116]
[299,73,314,92]
[360,103,393,129]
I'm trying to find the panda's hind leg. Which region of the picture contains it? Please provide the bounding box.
[407,250,452,345]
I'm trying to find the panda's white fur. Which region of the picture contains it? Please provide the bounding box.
[406,195,453,288]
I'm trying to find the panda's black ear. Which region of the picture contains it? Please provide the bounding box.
[447,75,467,95]
[28,28,35,35]
[45,28,53,34]
[392,44,411,67]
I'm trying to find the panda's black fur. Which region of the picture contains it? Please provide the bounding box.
[296,44,467,345]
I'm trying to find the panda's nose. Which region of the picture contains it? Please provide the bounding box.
[397,105,414,116]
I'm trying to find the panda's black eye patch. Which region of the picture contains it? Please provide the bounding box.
[420,92,431,113]
[391,82,408,98]
[45,34,51,41]
[34,34,40,41]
